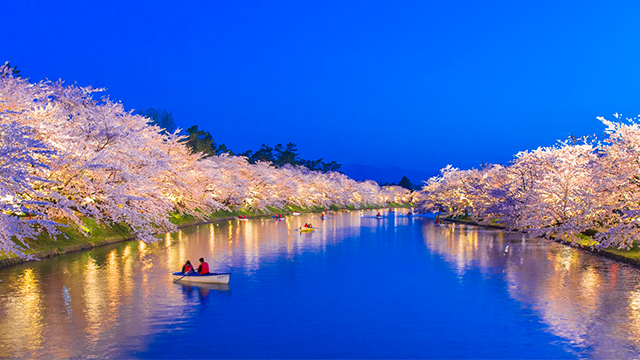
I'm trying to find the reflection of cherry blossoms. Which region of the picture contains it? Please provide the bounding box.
[0,64,412,255]
[416,114,640,250]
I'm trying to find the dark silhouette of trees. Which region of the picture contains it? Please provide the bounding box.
[301,158,323,171]
[1,62,21,78]
[183,125,232,157]
[185,125,215,156]
[301,159,341,172]
[138,108,176,133]
[239,142,341,173]
[274,142,299,167]
[398,176,413,190]
[250,144,276,163]
[134,106,339,172]
[380,176,415,189]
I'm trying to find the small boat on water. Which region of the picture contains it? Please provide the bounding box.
[292,211,301,216]
[299,227,315,232]
[172,272,231,284]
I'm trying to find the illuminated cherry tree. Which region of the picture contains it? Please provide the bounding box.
[415,116,640,249]
[0,63,406,255]
[0,122,72,255]
[590,116,640,249]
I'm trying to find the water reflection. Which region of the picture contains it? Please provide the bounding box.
[0,212,353,358]
[3,213,640,358]
[178,283,231,306]
[12,268,44,352]
[421,220,640,357]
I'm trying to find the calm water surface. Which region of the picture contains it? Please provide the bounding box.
[1,210,640,358]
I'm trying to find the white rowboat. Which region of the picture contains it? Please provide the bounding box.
[172,272,231,284]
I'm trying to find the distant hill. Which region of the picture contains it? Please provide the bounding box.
[341,164,437,188]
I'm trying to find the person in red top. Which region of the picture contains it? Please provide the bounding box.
[197,257,210,275]
[182,260,194,274]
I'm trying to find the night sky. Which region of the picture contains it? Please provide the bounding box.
[4,0,640,180]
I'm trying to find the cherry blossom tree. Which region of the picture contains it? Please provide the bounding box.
[0,62,404,255]
[591,116,640,249]
[0,122,72,255]
[416,165,485,219]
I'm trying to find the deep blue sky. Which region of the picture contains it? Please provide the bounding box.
[3,0,640,179]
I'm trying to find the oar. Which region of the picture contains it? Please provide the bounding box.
[173,273,187,283]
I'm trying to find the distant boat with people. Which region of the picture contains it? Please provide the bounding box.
[299,223,315,232]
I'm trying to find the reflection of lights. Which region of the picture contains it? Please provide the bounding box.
[165,232,171,247]
[84,256,104,342]
[243,219,260,270]
[106,249,121,320]
[580,267,601,310]
[628,288,640,342]
[17,268,43,347]
[551,247,576,271]
[2,209,640,358]
[122,244,134,294]
[107,249,118,265]
[209,224,215,248]
[581,268,600,294]
[138,241,149,258]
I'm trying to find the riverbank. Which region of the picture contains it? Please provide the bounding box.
[0,203,413,269]
[439,217,640,269]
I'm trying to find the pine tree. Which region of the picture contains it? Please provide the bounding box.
[399,176,413,190]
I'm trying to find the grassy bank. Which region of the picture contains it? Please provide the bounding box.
[0,203,413,268]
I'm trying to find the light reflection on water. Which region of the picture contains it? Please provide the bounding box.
[0,212,640,358]
[423,221,640,358]
[0,213,361,358]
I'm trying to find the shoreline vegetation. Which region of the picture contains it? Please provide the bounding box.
[6,64,640,273]
[0,203,412,269]
[0,64,414,260]
[8,203,640,271]
[438,216,640,269]
[414,115,640,271]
